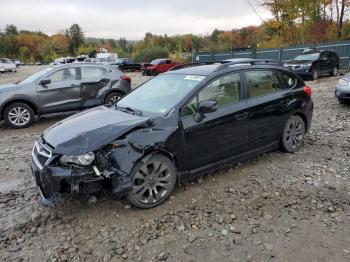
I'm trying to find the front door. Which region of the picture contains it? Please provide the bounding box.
[180,72,250,170]
[319,52,332,73]
[37,67,81,113]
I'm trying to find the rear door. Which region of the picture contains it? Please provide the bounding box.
[180,72,250,170]
[244,69,292,151]
[37,67,81,113]
[79,66,111,107]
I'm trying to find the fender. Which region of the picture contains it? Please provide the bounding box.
[0,96,40,116]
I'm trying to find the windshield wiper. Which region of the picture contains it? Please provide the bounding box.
[115,105,143,116]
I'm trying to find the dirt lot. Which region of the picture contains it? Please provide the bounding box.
[0,66,350,262]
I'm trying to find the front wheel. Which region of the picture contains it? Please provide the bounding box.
[126,154,177,209]
[330,66,338,76]
[3,102,35,128]
[281,115,306,153]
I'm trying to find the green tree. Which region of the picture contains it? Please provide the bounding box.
[66,24,85,54]
[5,24,18,35]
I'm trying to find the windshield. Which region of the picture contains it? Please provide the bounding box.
[18,67,54,84]
[294,53,320,61]
[117,74,205,115]
[150,59,161,65]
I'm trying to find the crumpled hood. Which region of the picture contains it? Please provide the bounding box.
[43,106,150,156]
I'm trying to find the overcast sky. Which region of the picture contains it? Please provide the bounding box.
[0,0,270,39]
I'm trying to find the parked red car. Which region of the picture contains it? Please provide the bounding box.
[143,59,179,76]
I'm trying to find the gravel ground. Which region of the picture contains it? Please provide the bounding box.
[0,66,350,262]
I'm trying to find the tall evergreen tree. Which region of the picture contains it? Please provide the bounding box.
[66,24,85,54]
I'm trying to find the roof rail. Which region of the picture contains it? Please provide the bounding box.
[213,59,282,72]
[169,62,215,71]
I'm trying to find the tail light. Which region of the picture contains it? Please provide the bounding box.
[304,85,312,97]
[120,76,131,84]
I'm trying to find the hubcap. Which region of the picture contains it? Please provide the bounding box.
[132,161,172,204]
[109,95,120,103]
[285,119,304,150]
[313,70,318,79]
[8,107,30,126]
[334,67,338,75]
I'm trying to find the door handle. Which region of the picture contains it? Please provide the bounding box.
[235,112,248,120]
[70,84,77,87]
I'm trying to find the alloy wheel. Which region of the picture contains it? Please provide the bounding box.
[109,95,120,103]
[333,67,338,76]
[284,118,304,150]
[132,161,173,205]
[8,107,30,126]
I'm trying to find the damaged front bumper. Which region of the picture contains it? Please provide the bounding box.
[30,138,132,205]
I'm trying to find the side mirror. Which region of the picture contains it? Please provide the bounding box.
[194,100,217,122]
[39,79,51,85]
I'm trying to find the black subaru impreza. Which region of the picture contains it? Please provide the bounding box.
[31,59,313,208]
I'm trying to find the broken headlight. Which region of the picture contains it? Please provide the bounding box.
[60,152,95,166]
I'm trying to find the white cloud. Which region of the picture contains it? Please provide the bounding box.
[0,0,271,39]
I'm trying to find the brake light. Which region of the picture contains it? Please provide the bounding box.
[304,85,312,97]
[120,76,131,83]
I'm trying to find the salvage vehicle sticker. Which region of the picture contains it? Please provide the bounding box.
[185,75,205,81]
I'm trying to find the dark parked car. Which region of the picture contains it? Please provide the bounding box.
[335,74,350,104]
[284,49,339,80]
[31,59,313,208]
[0,64,131,128]
[112,58,141,71]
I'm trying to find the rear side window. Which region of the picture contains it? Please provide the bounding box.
[44,68,77,83]
[279,72,297,89]
[245,70,282,98]
[81,67,105,79]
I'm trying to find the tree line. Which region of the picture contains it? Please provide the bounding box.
[0,0,349,63]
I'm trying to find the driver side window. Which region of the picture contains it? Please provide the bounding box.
[182,73,241,117]
[44,68,77,84]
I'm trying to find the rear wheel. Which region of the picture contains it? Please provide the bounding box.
[104,91,124,104]
[4,102,35,128]
[126,154,177,209]
[281,115,306,153]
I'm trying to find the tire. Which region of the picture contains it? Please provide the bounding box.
[104,91,124,104]
[311,68,319,80]
[126,154,177,209]
[3,102,35,128]
[281,115,306,153]
[338,98,348,105]
[330,66,338,76]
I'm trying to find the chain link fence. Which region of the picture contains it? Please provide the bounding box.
[193,40,350,71]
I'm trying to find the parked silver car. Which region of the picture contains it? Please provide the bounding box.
[0,59,17,73]
[0,64,131,128]
[335,74,350,104]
